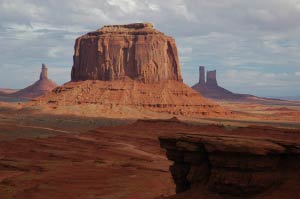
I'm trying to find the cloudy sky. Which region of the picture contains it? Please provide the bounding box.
[1,0,300,97]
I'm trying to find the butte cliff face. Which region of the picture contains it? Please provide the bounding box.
[9,64,58,99]
[71,23,182,83]
[29,23,228,118]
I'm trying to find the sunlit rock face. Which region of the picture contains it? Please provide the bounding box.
[29,23,228,118]
[71,23,182,83]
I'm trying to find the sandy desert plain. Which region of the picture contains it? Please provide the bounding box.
[0,22,300,199]
[0,90,300,199]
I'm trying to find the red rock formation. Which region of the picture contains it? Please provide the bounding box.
[40,64,48,80]
[71,23,182,83]
[198,66,205,86]
[159,127,300,198]
[9,64,58,99]
[206,70,218,87]
[30,79,228,118]
[192,66,254,101]
[28,23,228,118]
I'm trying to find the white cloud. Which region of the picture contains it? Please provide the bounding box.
[218,69,300,96]
[107,0,138,13]
[148,3,160,11]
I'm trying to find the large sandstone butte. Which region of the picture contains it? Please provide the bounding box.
[30,23,228,118]
[8,64,58,99]
[71,22,182,83]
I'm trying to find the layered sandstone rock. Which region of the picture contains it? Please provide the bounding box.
[71,22,182,83]
[28,23,228,118]
[30,79,227,118]
[159,130,300,198]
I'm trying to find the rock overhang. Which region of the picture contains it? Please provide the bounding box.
[159,131,300,197]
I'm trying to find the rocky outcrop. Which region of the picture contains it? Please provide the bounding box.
[206,70,217,87]
[30,79,228,118]
[192,66,254,101]
[28,23,228,118]
[198,66,205,86]
[71,22,182,83]
[159,130,300,198]
[40,64,48,80]
[9,64,58,99]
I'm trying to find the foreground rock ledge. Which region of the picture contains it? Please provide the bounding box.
[159,132,300,198]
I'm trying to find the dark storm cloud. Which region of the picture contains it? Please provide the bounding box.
[0,0,299,96]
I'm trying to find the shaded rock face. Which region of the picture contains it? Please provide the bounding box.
[206,70,217,87]
[160,133,300,197]
[40,64,48,80]
[71,22,182,83]
[198,66,205,86]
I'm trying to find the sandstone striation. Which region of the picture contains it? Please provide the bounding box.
[160,129,300,198]
[30,79,227,118]
[71,22,182,83]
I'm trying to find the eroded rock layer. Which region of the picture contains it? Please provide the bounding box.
[27,23,228,118]
[71,23,182,83]
[160,132,300,198]
[29,80,227,118]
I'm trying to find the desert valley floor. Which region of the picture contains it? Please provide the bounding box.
[0,98,300,199]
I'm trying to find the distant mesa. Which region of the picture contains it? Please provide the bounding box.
[8,64,58,99]
[192,66,256,101]
[30,23,229,118]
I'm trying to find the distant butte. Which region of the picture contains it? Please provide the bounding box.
[29,23,229,118]
[8,64,58,99]
[192,66,257,101]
